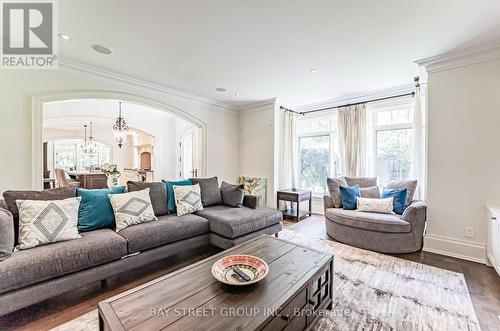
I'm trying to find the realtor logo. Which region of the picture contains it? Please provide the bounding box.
[1,0,57,68]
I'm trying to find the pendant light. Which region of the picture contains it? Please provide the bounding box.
[81,124,88,153]
[113,101,129,148]
[87,121,97,155]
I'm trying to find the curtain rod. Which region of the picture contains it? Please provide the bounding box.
[282,77,420,116]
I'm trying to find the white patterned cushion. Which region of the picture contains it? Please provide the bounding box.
[109,188,157,232]
[173,184,203,216]
[356,197,394,214]
[16,197,81,250]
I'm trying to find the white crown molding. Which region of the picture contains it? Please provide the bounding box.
[415,41,500,74]
[58,57,236,111]
[237,98,277,114]
[293,84,415,113]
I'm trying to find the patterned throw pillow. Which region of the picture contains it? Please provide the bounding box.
[16,197,81,250]
[173,184,203,216]
[356,197,394,214]
[109,188,157,232]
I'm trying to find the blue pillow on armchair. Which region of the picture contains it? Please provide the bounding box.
[382,187,408,215]
[339,185,360,210]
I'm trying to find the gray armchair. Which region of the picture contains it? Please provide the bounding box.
[323,195,427,254]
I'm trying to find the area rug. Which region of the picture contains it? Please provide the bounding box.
[50,229,480,331]
[279,230,481,331]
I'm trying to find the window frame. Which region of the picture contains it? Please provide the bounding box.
[368,97,415,186]
[296,111,339,197]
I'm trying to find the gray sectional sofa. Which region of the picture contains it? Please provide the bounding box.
[0,179,283,315]
[324,176,427,254]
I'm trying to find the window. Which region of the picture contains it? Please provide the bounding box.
[295,95,423,195]
[53,139,111,171]
[368,98,416,187]
[297,114,340,195]
[299,135,329,194]
[54,141,77,170]
[376,128,412,184]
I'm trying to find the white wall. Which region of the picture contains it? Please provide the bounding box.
[425,57,500,262]
[239,102,277,207]
[0,69,240,194]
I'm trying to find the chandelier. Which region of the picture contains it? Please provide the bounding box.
[113,101,129,148]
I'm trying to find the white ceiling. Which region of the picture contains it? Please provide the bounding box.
[58,0,500,107]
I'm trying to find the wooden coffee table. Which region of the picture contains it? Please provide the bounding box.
[98,235,334,331]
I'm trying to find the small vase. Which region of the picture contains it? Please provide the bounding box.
[107,175,119,188]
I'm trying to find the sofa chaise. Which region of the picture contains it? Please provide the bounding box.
[0,179,283,315]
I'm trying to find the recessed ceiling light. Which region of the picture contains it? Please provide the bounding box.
[309,68,318,73]
[234,93,240,97]
[91,44,112,55]
[215,87,227,92]
[58,33,72,41]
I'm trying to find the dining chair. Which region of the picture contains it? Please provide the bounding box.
[54,168,80,188]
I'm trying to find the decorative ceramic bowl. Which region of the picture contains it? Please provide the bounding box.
[211,254,269,285]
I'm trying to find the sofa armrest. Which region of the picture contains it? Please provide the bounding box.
[0,205,14,262]
[323,194,334,210]
[401,200,427,225]
[243,195,259,209]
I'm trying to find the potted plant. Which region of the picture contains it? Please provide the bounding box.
[101,163,121,188]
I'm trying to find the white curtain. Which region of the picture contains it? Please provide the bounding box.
[338,104,367,177]
[278,111,298,209]
[411,85,425,200]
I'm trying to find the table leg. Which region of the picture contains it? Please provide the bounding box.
[99,314,104,331]
[309,196,312,216]
[296,199,300,222]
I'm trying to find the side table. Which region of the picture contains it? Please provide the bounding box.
[277,189,312,222]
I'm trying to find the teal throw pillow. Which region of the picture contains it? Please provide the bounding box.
[339,184,360,210]
[382,187,408,215]
[77,186,126,232]
[161,179,192,213]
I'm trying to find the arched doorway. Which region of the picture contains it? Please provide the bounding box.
[32,91,207,190]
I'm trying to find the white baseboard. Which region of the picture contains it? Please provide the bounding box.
[486,252,500,276]
[423,234,486,264]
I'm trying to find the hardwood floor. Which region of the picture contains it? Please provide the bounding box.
[1,216,499,331]
[286,216,500,331]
